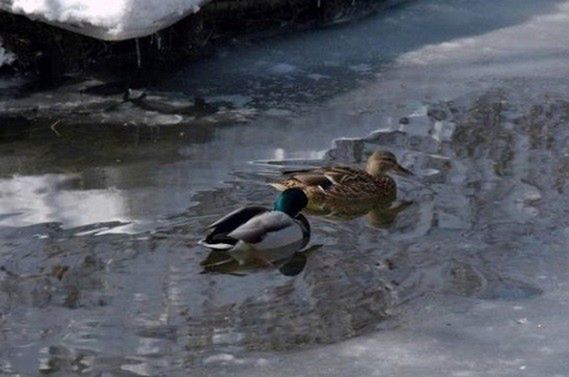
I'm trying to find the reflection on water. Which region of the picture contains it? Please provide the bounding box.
[303,199,413,229]
[201,244,322,277]
[0,120,219,230]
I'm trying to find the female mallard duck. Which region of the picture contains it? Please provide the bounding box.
[271,150,412,204]
[199,188,310,266]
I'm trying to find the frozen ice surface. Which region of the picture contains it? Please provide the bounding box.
[2,0,569,376]
[189,0,569,375]
[213,291,569,377]
[0,0,208,40]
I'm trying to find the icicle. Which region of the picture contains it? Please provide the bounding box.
[135,38,142,68]
[157,34,162,51]
[317,0,321,8]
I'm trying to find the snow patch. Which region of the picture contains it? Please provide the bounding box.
[0,39,16,66]
[0,0,209,40]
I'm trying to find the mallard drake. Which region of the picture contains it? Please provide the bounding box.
[199,188,310,266]
[271,150,412,204]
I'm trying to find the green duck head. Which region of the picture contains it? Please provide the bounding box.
[366,150,413,177]
[274,188,308,217]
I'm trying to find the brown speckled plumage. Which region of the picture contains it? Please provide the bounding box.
[271,150,412,204]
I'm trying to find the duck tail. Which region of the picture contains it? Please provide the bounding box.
[198,238,234,250]
[268,182,288,192]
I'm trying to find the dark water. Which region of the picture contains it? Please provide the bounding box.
[2,0,569,376]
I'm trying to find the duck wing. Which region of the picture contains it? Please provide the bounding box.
[283,165,355,186]
[322,166,370,183]
[227,211,303,245]
[207,206,268,230]
[201,206,268,249]
[293,166,369,188]
[289,173,333,189]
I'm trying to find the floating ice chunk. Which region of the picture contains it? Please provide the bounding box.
[120,362,151,376]
[145,113,183,125]
[398,114,431,137]
[203,353,236,364]
[348,63,372,74]
[268,63,298,75]
[432,121,457,142]
[0,0,209,41]
[306,73,330,81]
[212,329,245,345]
[265,108,293,117]
[437,211,470,230]
[409,105,429,117]
[255,358,270,367]
[202,354,266,366]
[205,95,253,108]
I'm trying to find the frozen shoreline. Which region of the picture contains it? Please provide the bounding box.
[0,0,393,76]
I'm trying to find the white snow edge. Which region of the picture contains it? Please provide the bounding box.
[0,38,16,66]
[0,0,210,41]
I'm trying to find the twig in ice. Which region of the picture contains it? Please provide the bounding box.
[135,38,142,68]
[50,119,62,137]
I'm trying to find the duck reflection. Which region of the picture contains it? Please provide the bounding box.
[304,199,412,229]
[200,244,322,277]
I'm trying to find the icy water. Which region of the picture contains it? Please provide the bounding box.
[2,0,569,376]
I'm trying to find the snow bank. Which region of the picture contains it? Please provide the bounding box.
[0,0,209,40]
[0,38,15,66]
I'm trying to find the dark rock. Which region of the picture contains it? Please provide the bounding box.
[427,108,448,121]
